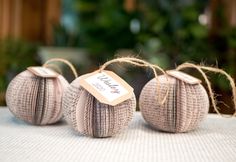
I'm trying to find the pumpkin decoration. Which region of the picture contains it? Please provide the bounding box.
[62,76,136,137]
[62,57,175,137]
[6,58,77,125]
[139,72,209,133]
[139,63,236,133]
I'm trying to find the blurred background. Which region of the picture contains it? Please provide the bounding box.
[0,0,236,113]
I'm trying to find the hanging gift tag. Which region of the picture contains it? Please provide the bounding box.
[167,70,201,84]
[79,70,133,106]
[27,67,59,78]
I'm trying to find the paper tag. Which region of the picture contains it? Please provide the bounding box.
[166,70,201,84]
[79,70,133,106]
[27,67,59,78]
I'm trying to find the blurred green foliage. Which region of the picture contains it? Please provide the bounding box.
[68,0,213,65]
[0,38,38,92]
[137,0,211,66]
[52,23,80,47]
[74,0,137,62]
[56,0,236,67]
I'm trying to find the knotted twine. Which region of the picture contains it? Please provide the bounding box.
[136,59,236,133]
[176,62,236,117]
[100,57,236,117]
[99,57,170,105]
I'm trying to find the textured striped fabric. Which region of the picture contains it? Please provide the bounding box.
[5,70,69,125]
[1,108,236,162]
[139,75,209,133]
[62,77,136,137]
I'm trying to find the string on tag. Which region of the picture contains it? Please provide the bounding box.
[176,62,236,117]
[43,58,78,78]
[99,57,169,105]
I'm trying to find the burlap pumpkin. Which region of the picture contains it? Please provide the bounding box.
[62,77,136,138]
[139,74,209,133]
[6,69,69,125]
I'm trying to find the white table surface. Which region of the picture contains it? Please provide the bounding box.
[1,107,236,162]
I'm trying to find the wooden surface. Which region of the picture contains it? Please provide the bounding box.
[0,0,61,44]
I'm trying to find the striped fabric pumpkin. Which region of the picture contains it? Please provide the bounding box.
[6,70,69,125]
[139,74,209,133]
[62,77,136,138]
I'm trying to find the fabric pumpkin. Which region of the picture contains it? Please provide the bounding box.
[139,74,209,133]
[62,77,136,137]
[6,70,69,125]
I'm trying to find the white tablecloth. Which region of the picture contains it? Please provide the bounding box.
[0,107,236,162]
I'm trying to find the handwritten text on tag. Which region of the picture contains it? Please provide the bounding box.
[79,70,133,106]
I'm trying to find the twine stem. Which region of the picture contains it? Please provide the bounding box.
[99,57,169,105]
[43,58,78,78]
[177,63,236,117]
[43,64,63,75]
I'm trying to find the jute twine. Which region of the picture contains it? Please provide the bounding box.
[43,58,78,78]
[176,62,236,117]
[99,57,169,105]
[100,57,236,117]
